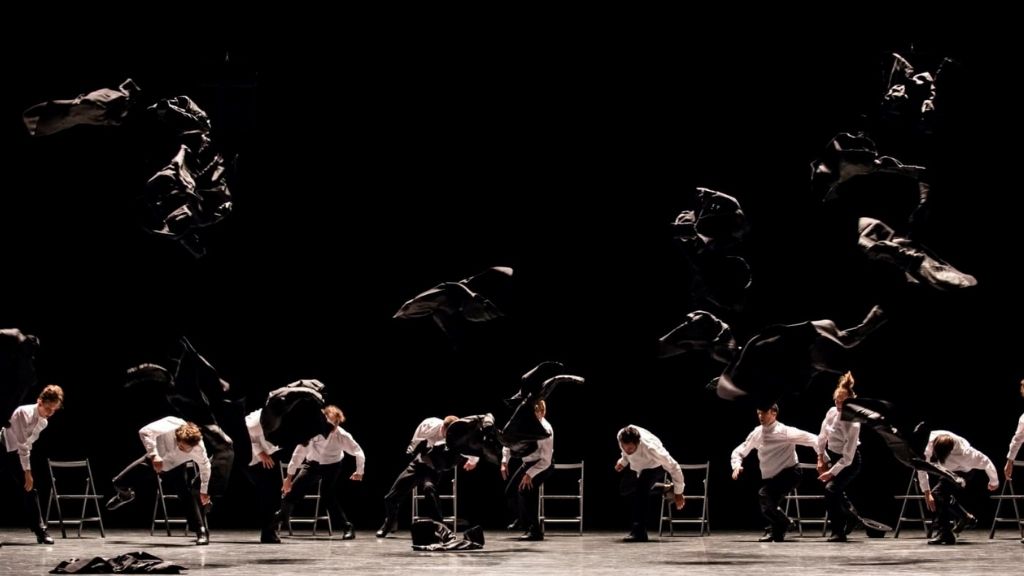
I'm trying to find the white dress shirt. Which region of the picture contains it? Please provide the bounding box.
[616,425,685,494]
[246,409,280,466]
[817,406,861,476]
[918,430,999,492]
[501,418,554,478]
[139,416,212,493]
[287,426,365,477]
[409,417,479,466]
[1008,413,1024,461]
[731,421,820,479]
[3,403,48,470]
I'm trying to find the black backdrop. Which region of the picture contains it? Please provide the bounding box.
[2,19,1022,532]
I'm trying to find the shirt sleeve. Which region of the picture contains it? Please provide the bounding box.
[525,436,553,478]
[338,430,366,476]
[962,444,999,487]
[11,408,35,471]
[287,444,309,477]
[191,443,212,494]
[784,425,822,453]
[918,441,933,493]
[816,412,830,457]
[827,422,861,477]
[731,428,757,470]
[647,439,685,493]
[1008,414,1024,461]
[501,446,511,466]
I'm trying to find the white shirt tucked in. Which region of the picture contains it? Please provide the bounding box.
[3,403,48,470]
[501,418,554,478]
[616,425,685,494]
[731,421,820,479]
[287,426,365,477]
[918,430,998,492]
[139,416,212,493]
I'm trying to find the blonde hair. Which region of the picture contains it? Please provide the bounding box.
[175,422,203,447]
[834,372,856,402]
[324,405,345,424]
[39,384,64,407]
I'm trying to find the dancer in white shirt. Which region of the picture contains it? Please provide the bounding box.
[106,417,212,545]
[1,384,63,545]
[1005,379,1024,544]
[501,400,555,541]
[377,415,479,537]
[919,430,999,545]
[615,425,685,542]
[244,408,285,543]
[731,403,820,542]
[274,405,364,541]
[816,372,862,542]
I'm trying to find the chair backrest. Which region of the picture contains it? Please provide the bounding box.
[413,466,458,528]
[539,461,584,534]
[659,462,710,537]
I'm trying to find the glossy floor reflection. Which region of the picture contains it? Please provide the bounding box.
[2,528,1022,575]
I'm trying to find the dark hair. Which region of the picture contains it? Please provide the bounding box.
[931,434,955,464]
[618,426,641,445]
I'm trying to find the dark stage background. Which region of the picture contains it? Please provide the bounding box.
[2,21,1022,533]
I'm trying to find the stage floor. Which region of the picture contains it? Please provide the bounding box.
[2,529,1022,575]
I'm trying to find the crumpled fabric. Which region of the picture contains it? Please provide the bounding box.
[260,379,333,448]
[410,520,484,551]
[50,551,185,573]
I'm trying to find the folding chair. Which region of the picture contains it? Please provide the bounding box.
[783,462,828,537]
[279,462,332,536]
[894,468,931,538]
[413,466,458,530]
[151,462,193,536]
[989,459,1024,539]
[44,459,106,538]
[659,462,710,536]
[538,462,584,535]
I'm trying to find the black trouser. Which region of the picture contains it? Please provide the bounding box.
[2,447,47,535]
[823,448,861,536]
[930,471,971,537]
[112,455,206,534]
[505,459,555,532]
[383,460,442,527]
[760,465,802,538]
[619,467,661,534]
[245,455,283,531]
[280,460,349,528]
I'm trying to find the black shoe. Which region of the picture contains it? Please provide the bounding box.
[927,532,956,545]
[35,530,54,545]
[105,489,135,510]
[622,531,649,542]
[376,521,396,538]
[342,524,356,540]
[651,482,675,499]
[260,528,280,544]
[826,533,848,543]
[519,527,543,541]
[953,513,977,535]
[196,528,209,546]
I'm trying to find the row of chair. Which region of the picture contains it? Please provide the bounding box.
[39,458,1024,539]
